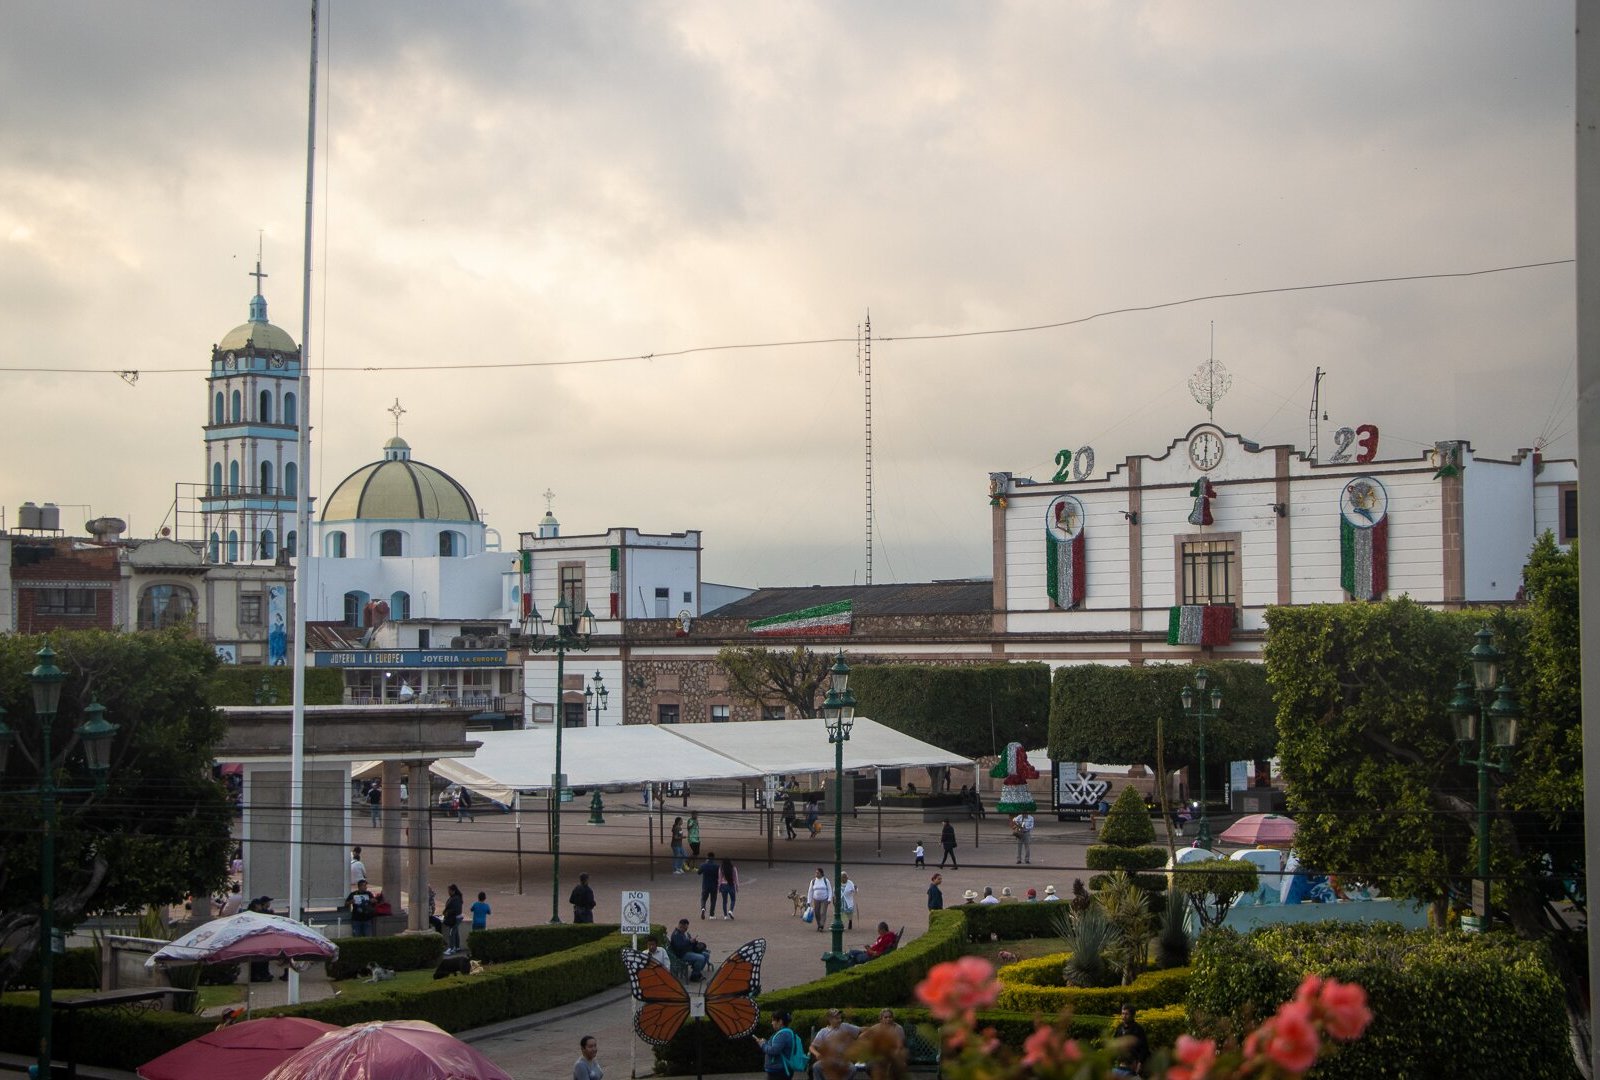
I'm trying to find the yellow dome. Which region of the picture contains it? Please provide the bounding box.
[321,441,479,523]
[218,319,298,355]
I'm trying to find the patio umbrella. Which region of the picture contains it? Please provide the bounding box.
[145,911,339,968]
[1217,812,1297,848]
[260,1020,514,1080]
[138,1017,341,1080]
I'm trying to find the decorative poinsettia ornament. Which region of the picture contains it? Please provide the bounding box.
[990,742,1039,813]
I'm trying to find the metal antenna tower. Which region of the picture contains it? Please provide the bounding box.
[1308,366,1325,460]
[862,311,874,586]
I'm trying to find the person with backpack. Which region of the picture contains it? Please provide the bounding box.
[756,1010,806,1078]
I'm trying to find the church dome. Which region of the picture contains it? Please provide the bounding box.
[217,292,298,356]
[321,438,480,523]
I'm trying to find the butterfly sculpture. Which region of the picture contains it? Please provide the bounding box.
[621,938,766,1046]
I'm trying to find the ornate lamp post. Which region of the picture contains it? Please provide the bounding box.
[0,643,119,1078]
[1179,668,1222,850]
[524,597,595,922]
[584,672,608,824]
[1447,626,1521,933]
[820,651,856,974]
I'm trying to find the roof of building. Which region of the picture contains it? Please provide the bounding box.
[217,292,298,355]
[704,580,993,619]
[321,437,480,524]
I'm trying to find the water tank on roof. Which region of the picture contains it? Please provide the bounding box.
[85,516,126,539]
[17,502,41,530]
[39,503,60,531]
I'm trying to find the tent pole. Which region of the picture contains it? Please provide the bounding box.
[648,800,655,881]
[515,792,524,895]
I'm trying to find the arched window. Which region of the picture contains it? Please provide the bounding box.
[230,390,242,423]
[390,591,411,620]
[283,392,297,426]
[259,389,273,422]
[285,530,297,557]
[211,462,223,493]
[343,590,371,627]
[208,532,220,562]
[326,531,347,558]
[259,530,275,560]
[229,460,240,493]
[260,461,274,493]
[226,531,239,563]
[284,462,297,498]
[213,392,224,424]
[379,529,404,557]
[438,530,464,557]
[137,584,197,630]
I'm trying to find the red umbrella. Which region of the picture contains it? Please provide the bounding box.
[260,1020,514,1080]
[139,1017,341,1080]
[1218,812,1297,848]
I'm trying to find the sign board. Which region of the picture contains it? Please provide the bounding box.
[620,890,651,935]
[313,649,511,668]
[1052,760,1109,822]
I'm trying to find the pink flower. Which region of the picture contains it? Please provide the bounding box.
[1316,979,1373,1041]
[1168,1034,1218,1080]
[914,956,1000,1022]
[1020,1023,1083,1069]
[1253,1000,1321,1074]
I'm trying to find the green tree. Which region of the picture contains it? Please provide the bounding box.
[0,630,235,989]
[849,662,1049,758]
[715,645,835,718]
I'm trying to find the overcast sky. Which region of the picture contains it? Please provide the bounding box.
[0,3,1578,587]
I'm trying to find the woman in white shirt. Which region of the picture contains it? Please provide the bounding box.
[807,869,832,931]
[838,872,858,930]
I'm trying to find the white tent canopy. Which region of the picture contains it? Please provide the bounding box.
[425,717,971,797]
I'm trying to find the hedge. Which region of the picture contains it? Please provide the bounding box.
[208,666,344,706]
[0,996,215,1069]
[466,921,642,964]
[996,963,1192,1014]
[1085,845,1167,873]
[1188,924,1578,1080]
[5,946,99,990]
[324,932,445,980]
[958,900,1065,941]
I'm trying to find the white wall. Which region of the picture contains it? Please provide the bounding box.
[1463,452,1535,601]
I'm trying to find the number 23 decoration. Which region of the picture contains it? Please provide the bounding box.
[1052,446,1096,482]
[1327,424,1380,464]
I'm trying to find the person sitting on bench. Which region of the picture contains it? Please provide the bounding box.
[845,922,898,966]
[669,918,711,981]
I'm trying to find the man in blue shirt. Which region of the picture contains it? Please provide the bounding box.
[669,918,711,981]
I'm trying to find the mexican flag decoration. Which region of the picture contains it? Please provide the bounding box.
[990,742,1039,813]
[1045,495,1086,610]
[1339,476,1389,600]
[748,599,852,637]
[1167,605,1234,646]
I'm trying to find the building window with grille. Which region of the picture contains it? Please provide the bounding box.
[761,704,786,722]
[559,563,586,615]
[36,588,97,616]
[658,704,681,725]
[379,529,404,557]
[1177,536,1239,607]
[138,585,196,630]
[239,593,263,626]
[1559,484,1578,544]
[710,704,730,723]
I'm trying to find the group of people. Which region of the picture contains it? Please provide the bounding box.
[924,872,1061,910]
[669,812,703,872]
[804,867,856,930]
[780,795,823,840]
[696,853,741,919]
[758,1007,908,1079]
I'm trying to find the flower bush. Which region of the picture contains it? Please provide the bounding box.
[909,956,1370,1079]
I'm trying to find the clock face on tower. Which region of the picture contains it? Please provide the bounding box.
[269,355,285,369]
[1188,430,1224,471]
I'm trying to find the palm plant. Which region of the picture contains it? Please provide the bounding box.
[1156,885,1192,968]
[1051,901,1121,988]
[1093,870,1155,985]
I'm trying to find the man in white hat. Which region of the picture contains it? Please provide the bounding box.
[961,889,980,904]
[1042,885,1060,901]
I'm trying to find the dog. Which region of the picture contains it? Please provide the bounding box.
[362,963,395,984]
[997,950,1020,964]
[432,954,472,979]
[787,889,807,917]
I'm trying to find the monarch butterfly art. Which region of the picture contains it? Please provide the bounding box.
[621,938,766,1046]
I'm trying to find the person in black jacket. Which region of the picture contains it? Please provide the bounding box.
[939,820,959,869]
[1112,1004,1150,1076]
[569,872,597,923]
[441,883,464,953]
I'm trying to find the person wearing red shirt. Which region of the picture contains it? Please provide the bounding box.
[844,922,898,966]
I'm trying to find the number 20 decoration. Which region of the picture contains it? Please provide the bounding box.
[1328,424,1380,464]
[1052,446,1096,483]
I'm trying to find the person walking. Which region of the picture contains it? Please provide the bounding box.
[807,868,832,931]
[348,846,368,890]
[756,1011,803,1079]
[456,786,475,823]
[1013,810,1036,865]
[441,883,464,953]
[698,853,721,919]
[573,1035,603,1080]
[344,878,377,937]
[804,799,820,837]
[939,819,959,869]
[687,811,702,857]
[913,842,925,868]
[718,856,739,919]
[782,796,798,841]
[927,872,944,910]
[570,872,597,923]
[838,871,857,931]
[670,817,687,873]
[470,891,491,932]
[367,782,382,827]
[1112,1004,1150,1076]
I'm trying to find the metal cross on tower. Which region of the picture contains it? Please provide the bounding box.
[388,398,406,436]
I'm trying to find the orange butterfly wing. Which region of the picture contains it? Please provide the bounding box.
[702,938,766,1040]
[621,949,690,1046]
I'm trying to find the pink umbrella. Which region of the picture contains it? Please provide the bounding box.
[1218,813,1298,848]
[261,1021,514,1080]
[146,912,339,968]
[138,1017,341,1080]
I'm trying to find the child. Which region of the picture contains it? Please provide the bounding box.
[470,891,491,931]
[913,842,926,867]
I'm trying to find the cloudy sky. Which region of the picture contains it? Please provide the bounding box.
[0,3,1578,587]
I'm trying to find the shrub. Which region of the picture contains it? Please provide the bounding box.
[0,997,215,1068]
[466,921,638,964]
[995,952,1073,987]
[996,964,1192,1014]
[6,946,99,990]
[1155,888,1191,968]
[324,932,445,980]
[1097,785,1156,846]
[1084,845,1167,873]
[1056,904,1119,988]
[1188,923,1576,1079]
[1172,858,1259,931]
[959,900,1061,941]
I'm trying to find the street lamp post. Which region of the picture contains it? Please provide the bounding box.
[584,671,608,726]
[1179,668,1223,851]
[1447,626,1521,933]
[820,652,856,974]
[0,643,119,1079]
[524,597,595,923]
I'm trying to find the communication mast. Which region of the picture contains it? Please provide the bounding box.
[861,312,873,586]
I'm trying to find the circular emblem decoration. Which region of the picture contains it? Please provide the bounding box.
[1046,494,1086,541]
[269,354,286,369]
[1188,429,1223,471]
[1340,475,1388,529]
[223,352,237,369]
[622,895,649,927]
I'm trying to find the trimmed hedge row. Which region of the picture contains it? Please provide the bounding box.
[956,901,1064,941]
[466,921,644,964]
[5,946,99,990]
[995,962,1191,1014]
[1085,845,1166,872]
[0,996,215,1069]
[325,932,445,980]
[1188,924,1578,1080]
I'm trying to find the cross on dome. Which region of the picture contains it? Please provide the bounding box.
[389,398,407,437]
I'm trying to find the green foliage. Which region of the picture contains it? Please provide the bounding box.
[995,951,1075,986]
[849,662,1050,758]
[208,665,343,706]
[324,931,445,980]
[1085,845,1166,873]
[1188,923,1577,1079]
[996,958,1191,1013]
[465,921,639,964]
[1096,871,1156,985]
[4,946,99,990]
[1097,786,1157,846]
[0,630,235,989]
[1156,888,1192,968]
[1055,903,1119,988]
[0,996,215,1070]
[759,908,968,1013]
[959,900,1062,941]
[715,645,835,717]
[1050,661,1276,772]
[1172,858,1258,931]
